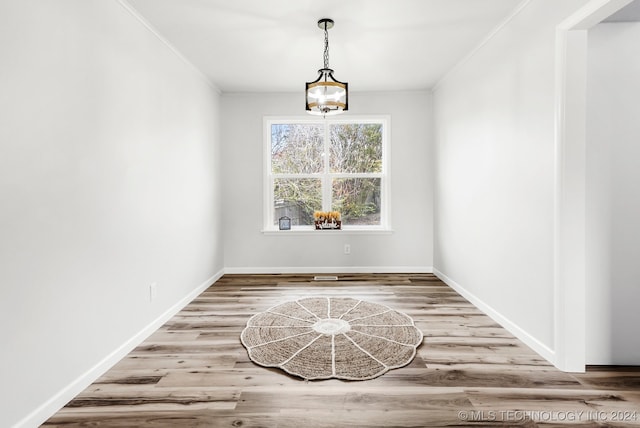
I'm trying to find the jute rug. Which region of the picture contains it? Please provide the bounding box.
[240,296,423,381]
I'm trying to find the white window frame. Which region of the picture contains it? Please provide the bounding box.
[263,115,391,232]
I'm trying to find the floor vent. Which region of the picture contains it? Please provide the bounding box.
[313,275,339,281]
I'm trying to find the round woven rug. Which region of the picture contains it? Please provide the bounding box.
[240,296,423,381]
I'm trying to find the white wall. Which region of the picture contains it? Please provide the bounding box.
[0,1,223,426]
[433,0,589,362]
[586,22,640,364]
[221,91,433,272]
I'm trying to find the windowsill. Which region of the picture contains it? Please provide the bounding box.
[262,227,394,236]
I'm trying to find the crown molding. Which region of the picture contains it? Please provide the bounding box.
[116,0,221,94]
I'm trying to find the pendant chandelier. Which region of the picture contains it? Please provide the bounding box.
[305,18,348,116]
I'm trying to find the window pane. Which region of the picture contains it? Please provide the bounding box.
[274,178,322,226]
[271,124,324,174]
[329,123,383,173]
[332,178,381,225]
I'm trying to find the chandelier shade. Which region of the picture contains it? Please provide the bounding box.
[306,19,348,116]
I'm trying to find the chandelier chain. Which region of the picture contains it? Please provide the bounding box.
[323,25,330,69]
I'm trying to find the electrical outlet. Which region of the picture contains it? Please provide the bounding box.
[344,244,351,255]
[150,282,157,302]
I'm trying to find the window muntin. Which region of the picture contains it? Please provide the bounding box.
[265,117,389,230]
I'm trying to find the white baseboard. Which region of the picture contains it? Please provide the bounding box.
[223,266,433,274]
[16,269,224,428]
[433,268,556,366]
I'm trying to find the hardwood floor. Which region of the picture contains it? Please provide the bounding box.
[44,274,640,427]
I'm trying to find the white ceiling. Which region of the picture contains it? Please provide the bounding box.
[125,0,523,93]
[604,0,640,22]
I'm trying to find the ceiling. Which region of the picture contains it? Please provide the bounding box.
[604,0,640,22]
[125,0,523,93]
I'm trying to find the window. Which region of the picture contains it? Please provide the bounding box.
[264,116,389,230]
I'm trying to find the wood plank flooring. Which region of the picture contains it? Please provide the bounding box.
[44,274,640,427]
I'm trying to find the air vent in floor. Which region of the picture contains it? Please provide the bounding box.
[313,275,339,281]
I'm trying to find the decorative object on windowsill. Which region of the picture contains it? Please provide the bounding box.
[278,216,291,230]
[305,18,348,117]
[314,211,341,230]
